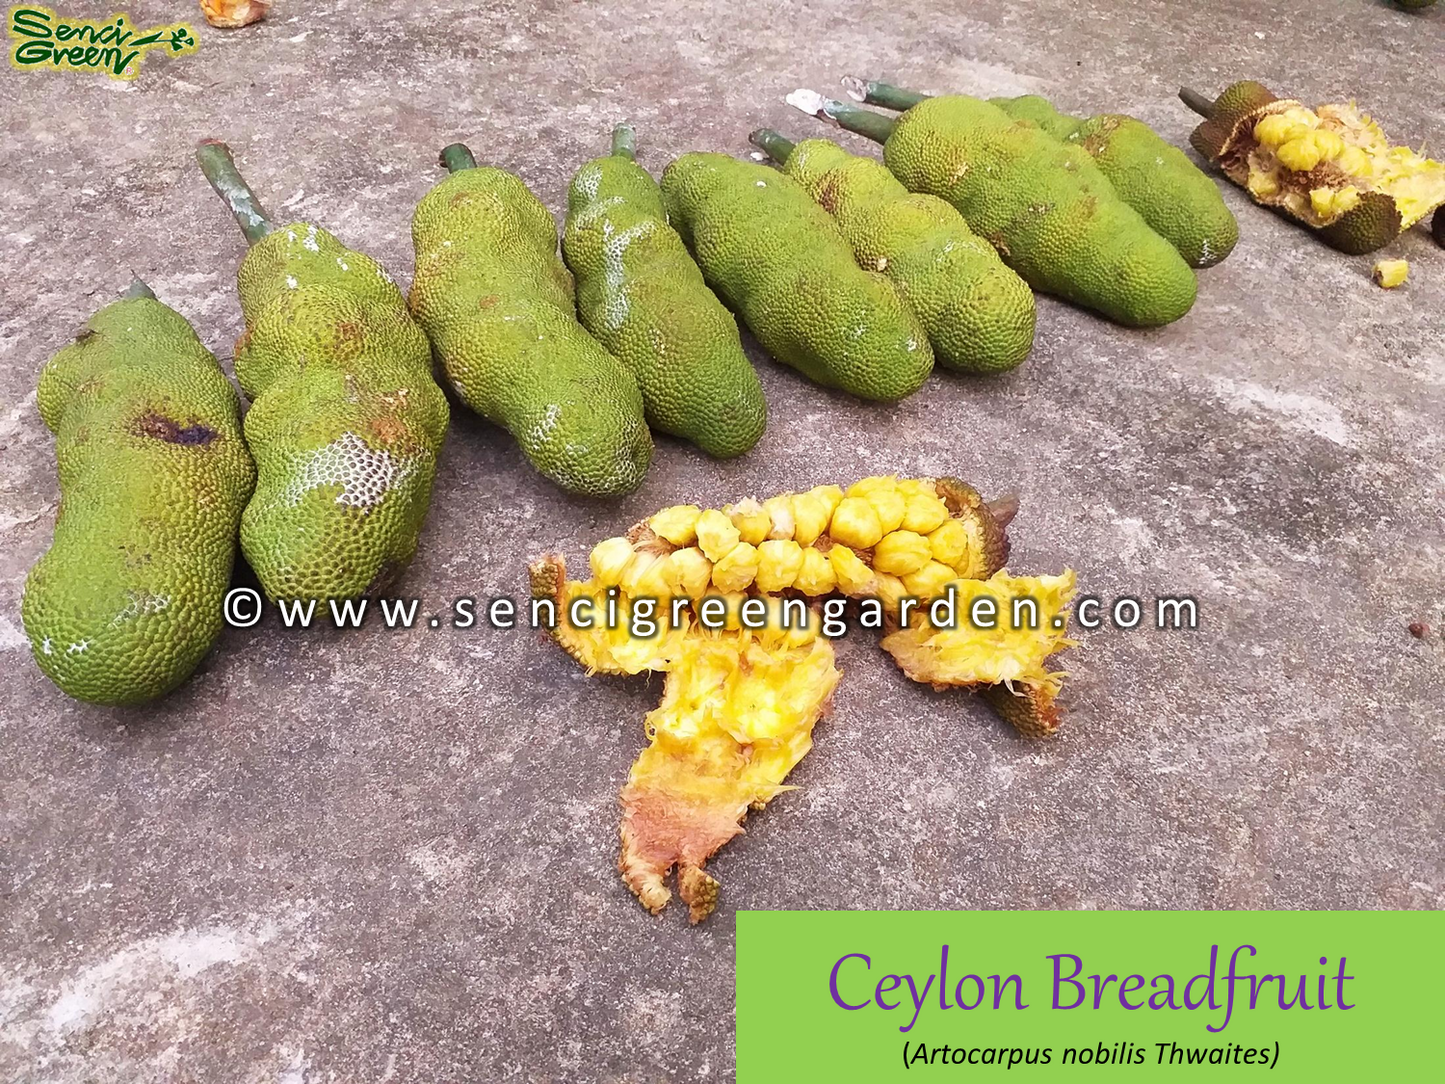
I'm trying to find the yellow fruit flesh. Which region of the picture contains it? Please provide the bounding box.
[1372,259,1408,288]
[617,477,1009,602]
[620,627,840,923]
[881,570,1077,734]
[1246,100,1445,228]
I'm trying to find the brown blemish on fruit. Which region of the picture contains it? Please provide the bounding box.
[133,413,218,446]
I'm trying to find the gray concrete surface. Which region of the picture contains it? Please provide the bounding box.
[2,0,1443,1080]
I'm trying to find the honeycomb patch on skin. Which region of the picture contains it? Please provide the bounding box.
[880,570,1077,738]
[1184,81,1445,254]
[197,141,448,603]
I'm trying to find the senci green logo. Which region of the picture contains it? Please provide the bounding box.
[8,6,197,80]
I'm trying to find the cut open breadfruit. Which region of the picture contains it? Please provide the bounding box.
[1186,80,1445,253]
[880,571,1077,739]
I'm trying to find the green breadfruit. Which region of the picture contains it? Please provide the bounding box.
[22,283,256,706]
[886,98,1196,325]
[752,131,1035,375]
[992,95,1238,268]
[659,152,933,401]
[199,141,449,603]
[410,145,652,497]
[562,125,766,458]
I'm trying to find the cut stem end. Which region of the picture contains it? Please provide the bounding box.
[439,143,478,173]
[195,139,274,246]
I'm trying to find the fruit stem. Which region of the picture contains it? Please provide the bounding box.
[440,142,478,173]
[1179,87,1215,119]
[985,494,1020,530]
[121,276,156,301]
[748,127,795,164]
[785,89,898,144]
[848,78,930,112]
[611,123,637,160]
[195,139,273,246]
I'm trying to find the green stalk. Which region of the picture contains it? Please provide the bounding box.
[195,139,273,246]
[845,78,930,112]
[611,123,636,160]
[440,143,477,173]
[121,276,156,301]
[786,89,898,144]
[748,128,796,164]
[1179,87,1215,119]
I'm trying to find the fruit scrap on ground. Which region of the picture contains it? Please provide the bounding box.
[22,281,255,706]
[530,476,1077,922]
[410,144,652,497]
[199,0,268,28]
[562,125,766,458]
[198,141,449,603]
[749,129,1036,375]
[1184,81,1445,254]
[1373,259,1409,288]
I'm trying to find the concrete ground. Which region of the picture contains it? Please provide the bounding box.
[2,0,1443,1080]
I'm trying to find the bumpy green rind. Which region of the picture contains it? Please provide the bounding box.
[778,137,1035,375]
[23,295,256,705]
[1433,206,1445,248]
[562,151,767,457]
[410,168,652,496]
[235,222,449,601]
[660,152,934,401]
[883,96,1197,326]
[993,96,1238,268]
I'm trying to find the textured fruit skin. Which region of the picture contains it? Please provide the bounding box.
[1434,207,1445,248]
[660,152,934,401]
[780,138,1035,374]
[235,222,448,602]
[1187,82,1410,255]
[22,297,255,705]
[562,154,766,457]
[411,168,652,496]
[881,96,1198,327]
[992,96,1238,268]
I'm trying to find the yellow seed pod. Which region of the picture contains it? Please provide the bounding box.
[869,489,907,535]
[728,499,771,546]
[755,539,805,592]
[1253,113,1296,147]
[927,519,970,568]
[1247,171,1281,198]
[701,592,749,631]
[829,544,877,594]
[1372,259,1408,289]
[872,530,931,576]
[712,541,760,593]
[1331,185,1361,215]
[1276,137,1323,173]
[622,551,670,596]
[649,504,701,546]
[667,547,714,598]
[1309,187,1335,218]
[902,560,958,599]
[763,494,796,540]
[791,490,834,546]
[794,547,838,596]
[695,508,740,561]
[589,536,635,585]
[900,492,949,535]
[1335,146,1371,178]
[811,483,845,512]
[830,496,885,549]
[875,573,909,612]
[1309,130,1345,161]
[846,475,897,497]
